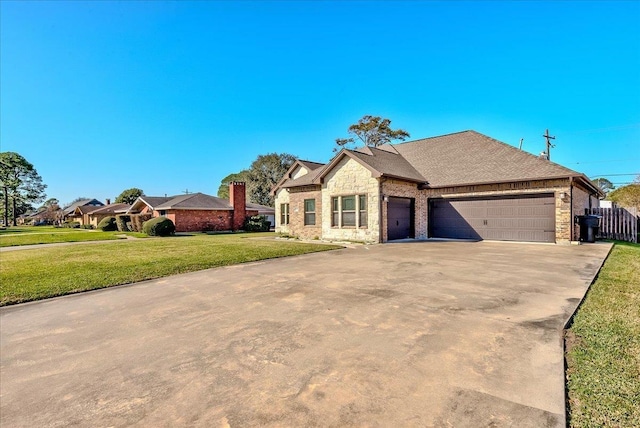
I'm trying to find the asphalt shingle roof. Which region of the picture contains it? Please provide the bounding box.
[88,203,131,215]
[349,146,425,183]
[62,199,103,215]
[393,130,581,187]
[278,162,326,188]
[155,193,233,210]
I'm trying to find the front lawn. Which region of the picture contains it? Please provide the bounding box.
[0,227,146,247]
[566,241,640,427]
[0,226,88,234]
[0,233,341,305]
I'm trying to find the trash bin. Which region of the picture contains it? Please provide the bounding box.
[576,215,600,243]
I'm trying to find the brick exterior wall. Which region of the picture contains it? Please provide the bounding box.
[229,182,247,231]
[380,179,426,242]
[321,157,380,243]
[571,182,599,240]
[171,210,232,232]
[287,187,322,239]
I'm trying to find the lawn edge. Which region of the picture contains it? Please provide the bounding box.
[0,244,345,309]
[562,241,615,427]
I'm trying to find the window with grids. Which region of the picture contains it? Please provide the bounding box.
[359,195,367,227]
[331,195,367,228]
[342,196,356,226]
[304,199,316,225]
[280,203,289,225]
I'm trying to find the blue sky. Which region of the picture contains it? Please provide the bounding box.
[2,1,639,206]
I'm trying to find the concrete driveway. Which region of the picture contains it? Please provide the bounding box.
[1,241,611,427]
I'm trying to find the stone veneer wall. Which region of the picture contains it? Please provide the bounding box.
[420,178,573,242]
[274,188,290,234]
[321,157,380,243]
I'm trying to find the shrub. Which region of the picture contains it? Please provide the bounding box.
[115,215,131,232]
[243,215,271,232]
[63,221,80,228]
[81,224,94,229]
[97,216,118,231]
[143,216,175,236]
[130,213,153,232]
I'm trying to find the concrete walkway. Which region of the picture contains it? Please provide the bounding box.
[0,241,612,427]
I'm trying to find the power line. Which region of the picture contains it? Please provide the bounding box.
[572,158,640,165]
[562,123,640,135]
[590,173,640,177]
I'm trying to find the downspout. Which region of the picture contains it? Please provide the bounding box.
[379,177,385,243]
[569,177,574,241]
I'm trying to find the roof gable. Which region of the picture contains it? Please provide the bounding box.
[62,198,104,215]
[272,159,326,193]
[316,148,426,184]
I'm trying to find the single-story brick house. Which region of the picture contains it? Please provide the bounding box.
[62,198,104,223]
[86,203,131,227]
[273,130,603,244]
[127,182,275,232]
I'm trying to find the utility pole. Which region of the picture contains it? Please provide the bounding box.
[542,129,556,161]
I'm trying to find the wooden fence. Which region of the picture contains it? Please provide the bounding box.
[589,207,638,243]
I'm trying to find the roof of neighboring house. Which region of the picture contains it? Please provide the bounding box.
[278,130,600,194]
[62,198,104,215]
[155,193,234,211]
[246,202,275,213]
[87,203,131,216]
[74,205,105,215]
[128,193,273,212]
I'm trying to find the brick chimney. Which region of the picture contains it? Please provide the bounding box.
[229,182,246,230]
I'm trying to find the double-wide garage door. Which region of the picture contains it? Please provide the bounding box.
[430,194,556,243]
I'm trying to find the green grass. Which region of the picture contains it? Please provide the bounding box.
[566,241,640,427]
[0,233,340,305]
[0,227,146,247]
[0,226,89,234]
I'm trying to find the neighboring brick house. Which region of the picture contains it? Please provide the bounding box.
[273,130,603,244]
[127,182,274,232]
[63,198,104,224]
[86,203,131,227]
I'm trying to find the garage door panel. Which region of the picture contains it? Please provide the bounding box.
[430,194,555,243]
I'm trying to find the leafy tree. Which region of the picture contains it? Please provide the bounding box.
[217,171,248,199]
[41,198,59,208]
[592,177,615,195]
[35,200,62,224]
[219,154,295,207]
[115,188,144,204]
[335,115,410,151]
[607,178,640,210]
[0,152,47,226]
[247,153,296,206]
